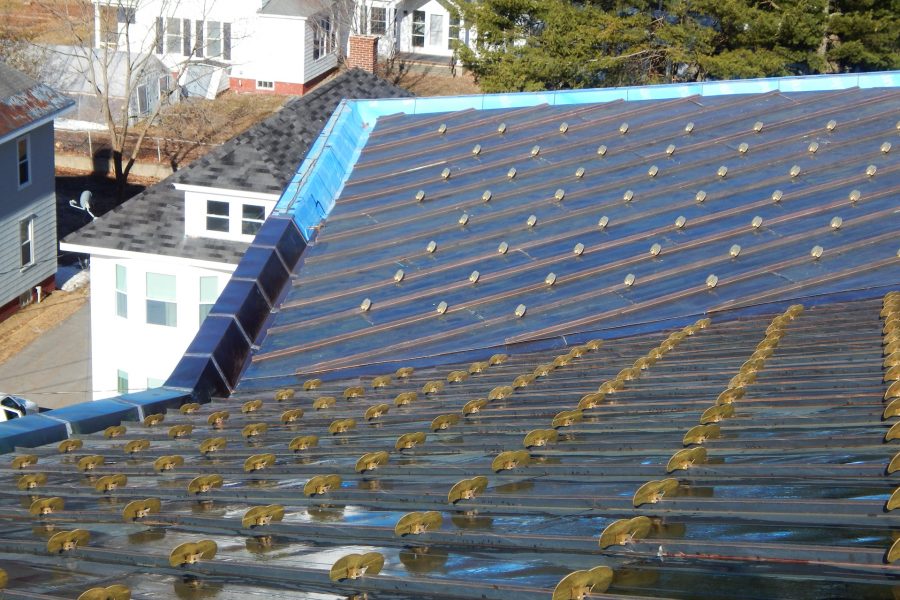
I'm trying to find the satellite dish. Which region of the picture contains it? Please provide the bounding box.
[79,190,93,211]
[69,190,95,219]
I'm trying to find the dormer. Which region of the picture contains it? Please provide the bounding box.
[177,183,278,242]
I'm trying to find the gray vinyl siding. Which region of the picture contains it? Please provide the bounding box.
[0,121,57,306]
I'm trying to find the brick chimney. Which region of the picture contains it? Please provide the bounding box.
[347,34,379,73]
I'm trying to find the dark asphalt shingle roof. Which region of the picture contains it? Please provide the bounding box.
[62,69,411,263]
[171,68,412,194]
[62,182,250,264]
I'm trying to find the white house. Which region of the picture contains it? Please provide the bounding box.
[60,68,410,399]
[93,0,341,95]
[356,0,471,58]
[0,61,74,323]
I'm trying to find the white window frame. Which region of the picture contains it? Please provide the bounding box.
[117,369,129,394]
[199,275,218,324]
[241,203,266,236]
[370,6,387,35]
[412,10,425,47]
[19,216,34,269]
[115,264,127,318]
[429,13,443,46]
[206,199,230,233]
[145,272,177,327]
[256,80,274,90]
[449,14,461,50]
[206,20,222,57]
[165,17,182,54]
[313,16,332,60]
[17,136,30,189]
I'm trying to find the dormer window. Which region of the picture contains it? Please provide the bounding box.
[242,205,265,235]
[182,187,275,241]
[206,200,229,232]
[200,197,269,239]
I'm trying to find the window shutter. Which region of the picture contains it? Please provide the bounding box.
[155,17,163,54]
[195,21,204,58]
[223,22,231,60]
[183,18,191,56]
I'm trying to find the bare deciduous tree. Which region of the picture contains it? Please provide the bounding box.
[35,0,222,199]
[324,0,419,85]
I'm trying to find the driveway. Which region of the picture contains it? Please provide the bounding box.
[0,300,91,410]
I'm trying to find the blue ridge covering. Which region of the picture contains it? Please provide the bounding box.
[0,414,68,454]
[46,399,141,435]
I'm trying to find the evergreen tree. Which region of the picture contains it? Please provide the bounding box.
[825,0,900,72]
[455,0,898,92]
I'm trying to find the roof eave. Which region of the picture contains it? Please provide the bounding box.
[59,241,241,271]
[0,99,75,146]
[173,182,281,202]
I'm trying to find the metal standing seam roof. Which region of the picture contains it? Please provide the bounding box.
[1,296,900,598]
[170,68,412,194]
[60,68,411,263]
[1,72,899,599]
[239,85,899,389]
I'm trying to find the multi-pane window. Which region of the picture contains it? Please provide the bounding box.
[19,218,34,268]
[256,80,274,90]
[371,7,387,35]
[429,14,442,46]
[136,83,149,115]
[412,11,425,47]
[449,15,460,49]
[199,276,218,323]
[206,21,222,57]
[313,16,331,60]
[117,369,129,394]
[17,137,29,187]
[165,17,182,54]
[206,200,229,232]
[242,204,265,236]
[115,264,127,318]
[146,273,177,327]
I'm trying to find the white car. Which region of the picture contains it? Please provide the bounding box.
[0,394,39,422]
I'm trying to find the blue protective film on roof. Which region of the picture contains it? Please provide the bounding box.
[1,73,900,600]
[241,83,898,389]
